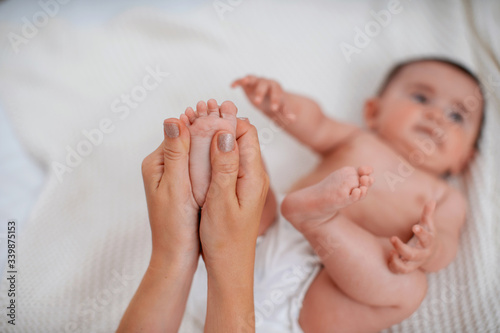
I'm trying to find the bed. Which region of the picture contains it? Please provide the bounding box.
[0,0,498,332]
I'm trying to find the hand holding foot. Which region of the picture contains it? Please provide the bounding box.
[198,115,269,332]
[388,201,437,274]
[118,118,200,333]
[142,118,200,270]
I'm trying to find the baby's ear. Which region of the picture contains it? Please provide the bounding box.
[363,98,380,130]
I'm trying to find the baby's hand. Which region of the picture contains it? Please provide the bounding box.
[388,201,437,274]
[231,75,295,124]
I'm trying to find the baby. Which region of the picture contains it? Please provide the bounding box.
[179,58,484,332]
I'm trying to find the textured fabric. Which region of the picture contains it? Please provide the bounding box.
[0,1,498,332]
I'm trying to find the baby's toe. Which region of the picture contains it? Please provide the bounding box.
[359,175,371,187]
[359,186,368,198]
[219,100,238,121]
[349,187,361,201]
[358,166,373,176]
[180,114,190,127]
[196,101,208,117]
[185,107,197,124]
[207,99,219,117]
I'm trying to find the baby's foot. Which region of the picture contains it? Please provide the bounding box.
[281,166,374,231]
[180,99,238,207]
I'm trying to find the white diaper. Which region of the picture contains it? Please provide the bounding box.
[253,210,322,333]
[181,201,321,333]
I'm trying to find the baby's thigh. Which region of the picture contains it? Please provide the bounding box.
[299,268,427,333]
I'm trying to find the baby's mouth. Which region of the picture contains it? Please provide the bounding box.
[414,125,447,146]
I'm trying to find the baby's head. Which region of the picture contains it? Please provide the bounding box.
[364,58,485,176]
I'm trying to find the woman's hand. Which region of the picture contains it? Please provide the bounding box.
[117,118,200,333]
[200,117,269,276]
[142,118,200,272]
[199,117,269,332]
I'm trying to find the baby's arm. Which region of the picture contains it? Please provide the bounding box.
[389,189,466,273]
[232,75,358,155]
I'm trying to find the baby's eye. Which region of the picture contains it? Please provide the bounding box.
[411,93,428,104]
[447,110,464,123]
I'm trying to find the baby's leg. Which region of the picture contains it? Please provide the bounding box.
[181,99,237,207]
[282,169,427,332]
[297,216,427,332]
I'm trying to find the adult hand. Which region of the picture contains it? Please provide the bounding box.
[142,118,200,271]
[200,115,270,332]
[118,118,200,333]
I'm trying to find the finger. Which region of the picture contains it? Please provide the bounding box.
[232,75,257,88]
[235,118,269,209]
[391,236,418,261]
[281,105,297,123]
[206,131,239,205]
[231,78,245,88]
[420,200,436,233]
[158,119,191,191]
[413,224,433,248]
[246,75,258,86]
[253,80,270,105]
[141,145,164,192]
[269,83,282,111]
[388,251,413,274]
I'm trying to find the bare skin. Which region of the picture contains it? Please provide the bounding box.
[182,99,238,207]
[232,61,483,332]
[118,104,269,332]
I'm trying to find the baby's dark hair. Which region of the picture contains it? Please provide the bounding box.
[377,57,486,149]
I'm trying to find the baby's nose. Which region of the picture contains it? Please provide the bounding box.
[424,106,444,124]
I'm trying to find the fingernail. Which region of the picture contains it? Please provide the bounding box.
[237,117,249,123]
[218,133,234,152]
[164,123,179,138]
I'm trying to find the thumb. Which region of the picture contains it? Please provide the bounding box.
[206,131,239,205]
[159,118,191,191]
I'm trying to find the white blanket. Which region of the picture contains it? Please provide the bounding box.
[0,1,498,332]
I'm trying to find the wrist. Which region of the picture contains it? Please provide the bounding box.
[149,250,199,277]
[206,257,255,291]
[205,270,255,332]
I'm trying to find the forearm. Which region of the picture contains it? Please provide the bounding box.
[281,92,332,152]
[117,255,197,333]
[204,257,255,333]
